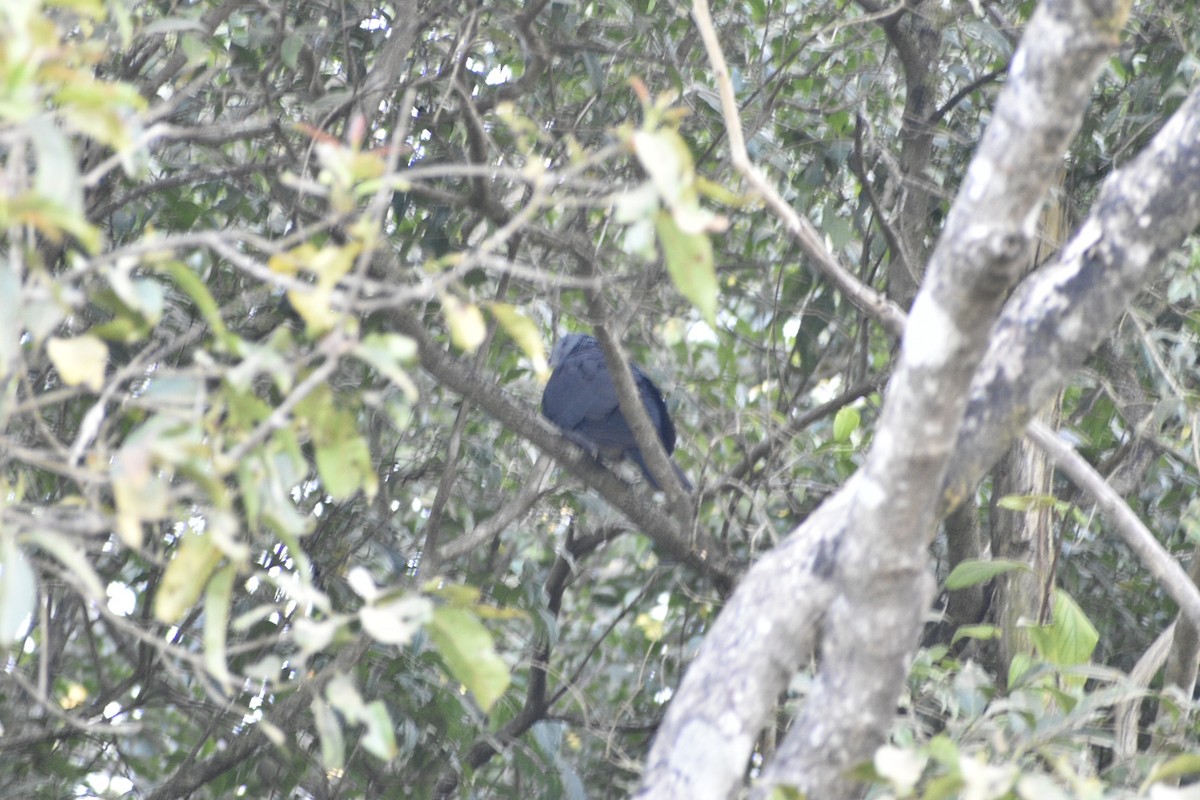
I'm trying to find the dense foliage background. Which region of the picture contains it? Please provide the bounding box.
[2,0,1199,797]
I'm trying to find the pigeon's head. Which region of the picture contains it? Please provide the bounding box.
[549,333,596,369]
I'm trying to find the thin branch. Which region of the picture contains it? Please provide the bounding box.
[435,456,554,562]
[691,0,907,337]
[1026,420,1200,630]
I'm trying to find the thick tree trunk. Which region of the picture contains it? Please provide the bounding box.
[638,2,1140,797]
[989,403,1058,685]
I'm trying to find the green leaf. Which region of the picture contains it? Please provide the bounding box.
[951,624,1001,644]
[159,261,231,346]
[944,559,1028,590]
[359,595,433,645]
[832,406,860,443]
[656,211,717,326]
[154,530,223,624]
[360,700,399,760]
[927,733,959,768]
[314,429,376,500]
[107,271,165,328]
[31,118,84,218]
[281,34,303,69]
[298,387,379,500]
[312,697,346,772]
[1144,754,1200,788]
[487,303,549,379]
[0,532,37,642]
[428,606,511,712]
[353,333,419,400]
[203,564,237,693]
[1008,652,1034,688]
[320,672,395,759]
[1024,589,1099,675]
[765,787,805,800]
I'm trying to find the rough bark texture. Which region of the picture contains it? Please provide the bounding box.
[637,0,1146,796]
[988,175,1069,683]
[630,485,852,800]
[945,84,1200,509]
[883,0,942,308]
[388,311,742,589]
[1156,545,1200,737]
[753,0,1123,789]
[990,416,1058,684]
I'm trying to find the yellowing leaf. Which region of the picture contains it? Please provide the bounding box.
[307,242,360,285]
[110,441,170,549]
[286,286,338,335]
[47,335,108,391]
[443,295,487,352]
[487,303,548,380]
[635,612,664,642]
[154,530,223,624]
[203,564,236,693]
[60,681,88,710]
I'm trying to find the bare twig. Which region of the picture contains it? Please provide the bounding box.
[690,0,907,337]
[1026,420,1200,630]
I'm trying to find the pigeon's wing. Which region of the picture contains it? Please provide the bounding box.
[542,347,628,447]
[542,335,692,491]
[633,366,676,454]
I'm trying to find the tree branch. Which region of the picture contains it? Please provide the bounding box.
[640,0,1133,796]
[389,309,741,590]
[1026,420,1200,630]
[945,82,1200,508]
[690,0,907,338]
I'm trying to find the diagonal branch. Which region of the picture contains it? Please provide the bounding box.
[640,0,1137,797]
[690,0,907,337]
[1026,420,1200,630]
[389,309,740,590]
[944,83,1200,509]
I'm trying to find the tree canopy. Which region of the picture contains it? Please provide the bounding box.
[3,0,1200,797]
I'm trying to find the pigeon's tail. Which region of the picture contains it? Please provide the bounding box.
[631,451,694,493]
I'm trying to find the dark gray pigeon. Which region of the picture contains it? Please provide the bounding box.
[541,333,692,491]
